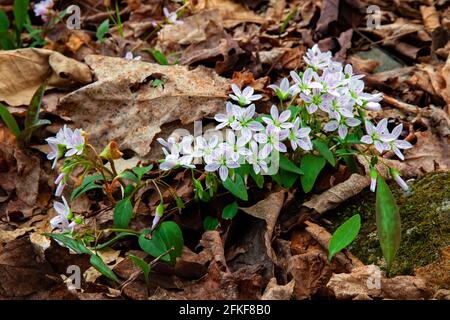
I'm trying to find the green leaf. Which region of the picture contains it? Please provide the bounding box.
[96,19,109,43]
[113,198,133,229]
[21,81,47,145]
[376,176,401,271]
[13,0,29,32]
[138,221,183,264]
[203,216,219,230]
[313,140,336,166]
[279,168,298,188]
[129,254,150,286]
[222,174,248,201]
[328,214,361,261]
[300,154,326,193]
[249,168,264,188]
[90,254,120,283]
[18,119,50,145]
[0,103,20,137]
[117,170,138,183]
[43,233,91,255]
[0,10,10,31]
[132,164,153,180]
[279,154,303,175]
[279,7,297,34]
[150,49,169,65]
[71,174,104,200]
[222,201,238,220]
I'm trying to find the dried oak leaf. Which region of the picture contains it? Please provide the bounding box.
[0,48,92,106]
[56,55,230,158]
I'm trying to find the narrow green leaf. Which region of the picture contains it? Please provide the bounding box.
[222,201,238,220]
[328,214,361,261]
[138,221,183,264]
[313,140,336,166]
[279,7,297,34]
[222,174,248,201]
[300,154,326,193]
[279,154,303,175]
[203,216,219,230]
[150,49,169,65]
[13,0,29,32]
[249,168,264,188]
[113,198,134,229]
[0,103,20,137]
[90,254,120,283]
[17,119,50,144]
[0,10,10,31]
[376,175,401,271]
[129,255,150,285]
[43,233,91,255]
[96,19,109,43]
[117,170,138,183]
[21,81,47,144]
[71,174,104,200]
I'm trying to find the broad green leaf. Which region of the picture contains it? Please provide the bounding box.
[90,254,120,283]
[235,163,251,178]
[313,140,336,166]
[279,154,303,175]
[300,154,326,193]
[0,103,20,137]
[328,214,361,261]
[132,164,153,180]
[129,254,150,285]
[43,233,91,255]
[203,216,219,231]
[150,49,169,65]
[222,201,238,220]
[376,176,401,271]
[279,168,298,188]
[222,174,248,201]
[96,19,109,43]
[249,168,264,188]
[13,0,29,32]
[138,221,183,264]
[113,198,133,229]
[117,170,138,183]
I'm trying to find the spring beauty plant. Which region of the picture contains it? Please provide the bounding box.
[44,45,412,283]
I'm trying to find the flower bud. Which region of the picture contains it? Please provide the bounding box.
[370,168,377,192]
[389,168,409,192]
[100,141,123,160]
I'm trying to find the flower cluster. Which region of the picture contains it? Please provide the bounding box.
[157,44,412,192]
[46,125,86,232]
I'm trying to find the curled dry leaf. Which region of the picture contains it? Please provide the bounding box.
[240,190,286,262]
[56,55,230,158]
[0,49,92,106]
[261,278,294,300]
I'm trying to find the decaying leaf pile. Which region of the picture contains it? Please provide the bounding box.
[0,0,449,300]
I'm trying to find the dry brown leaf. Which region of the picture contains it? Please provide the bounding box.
[261,278,294,300]
[56,55,230,158]
[327,265,433,300]
[240,190,286,261]
[0,48,92,106]
[420,6,440,34]
[190,0,266,28]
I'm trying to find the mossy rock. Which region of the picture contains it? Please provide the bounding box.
[327,171,450,276]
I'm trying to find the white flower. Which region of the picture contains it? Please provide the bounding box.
[303,44,332,70]
[370,168,377,192]
[193,135,219,163]
[262,105,293,130]
[46,129,66,169]
[229,84,262,106]
[268,78,291,101]
[215,102,239,130]
[50,196,75,232]
[360,92,383,111]
[160,148,194,170]
[390,168,409,192]
[289,118,312,151]
[34,0,54,22]
[246,141,269,174]
[290,68,322,96]
[163,7,183,25]
[221,130,251,162]
[300,88,327,114]
[125,51,142,61]
[205,145,239,181]
[254,124,289,155]
[64,127,85,157]
[383,124,413,160]
[323,116,361,139]
[320,94,354,121]
[231,104,264,142]
[360,119,390,153]
[55,172,67,197]
[343,64,364,81]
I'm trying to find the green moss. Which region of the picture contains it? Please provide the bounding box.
[327,171,450,276]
